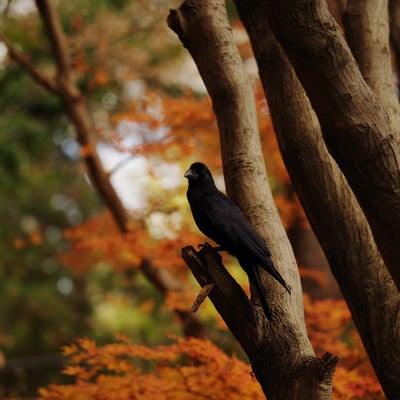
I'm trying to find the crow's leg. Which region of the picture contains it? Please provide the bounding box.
[197,242,226,255]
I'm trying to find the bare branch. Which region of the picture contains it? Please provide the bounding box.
[0,35,59,94]
[1,0,13,22]
[106,156,137,178]
[189,283,215,313]
[182,246,255,327]
[140,257,207,338]
[34,0,78,97]
[31,0,131,232]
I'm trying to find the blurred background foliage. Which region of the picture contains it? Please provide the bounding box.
[0,0,382,399]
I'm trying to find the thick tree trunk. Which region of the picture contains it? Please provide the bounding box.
[233,1,400,397]
[344,0,400,139]
[182,247,338,400]
[287,224,340,300]
[169,1,338,398]
[267,0,400,291]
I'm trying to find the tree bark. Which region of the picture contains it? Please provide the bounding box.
[287,224,340,300]
[344,0,400,140]
[182,247,338,400]
[326,0,347,25]
[233,1,400,397]
[267,0,400,291]
[169,1,338,398]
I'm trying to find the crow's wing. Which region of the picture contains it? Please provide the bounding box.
[200,191,271,259]
[200,191,291,294]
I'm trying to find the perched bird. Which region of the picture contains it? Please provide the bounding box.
[184,162,291,320]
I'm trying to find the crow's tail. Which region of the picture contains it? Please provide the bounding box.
[246,264,272,321]
[260,257,291,294]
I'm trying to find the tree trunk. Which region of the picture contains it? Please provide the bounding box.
[234,1,400,397]
[287,223,340,300]
[344,0,400,140]
[267,0,400,291]
[169,1,338,398]
[182,247,338,400]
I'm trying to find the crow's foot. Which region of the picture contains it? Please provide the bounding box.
[197,242,225,255]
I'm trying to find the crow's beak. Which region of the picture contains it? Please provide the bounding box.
[184,169,197,179]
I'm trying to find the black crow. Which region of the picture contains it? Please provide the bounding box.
[184,162,291,320]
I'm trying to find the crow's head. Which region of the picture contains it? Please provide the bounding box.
[184,162,213,184]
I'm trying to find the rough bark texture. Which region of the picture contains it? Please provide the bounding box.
[326,0,347,25]
[344,0,400,139]
[287,225,340,300]
[267,0,400,291]
[169,1,338,398]
[182,247,338,400]
[234,1,400,397]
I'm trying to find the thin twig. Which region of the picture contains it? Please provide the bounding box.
[107,156,137,177]
[0,34,59,94]
[1,0,12,23]
[35,0,69,76]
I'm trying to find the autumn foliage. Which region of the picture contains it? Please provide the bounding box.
[8,81,384,398]
[2,4,389,399]
[36,296,383,400]
[35,295,384,400]
[39,336,263,400]
[31,88,383,399]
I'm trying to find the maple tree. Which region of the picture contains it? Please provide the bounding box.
[35,295,384,400]
[11,96,385,397]
[0,0,399,399]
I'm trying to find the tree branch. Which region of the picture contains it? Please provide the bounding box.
[34,0,78,97]
[0,35,59,94]
[140,257,207,338]
[182,246,256,329]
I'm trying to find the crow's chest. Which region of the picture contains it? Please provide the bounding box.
[189,198,213,231]
[187,192,217,235]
